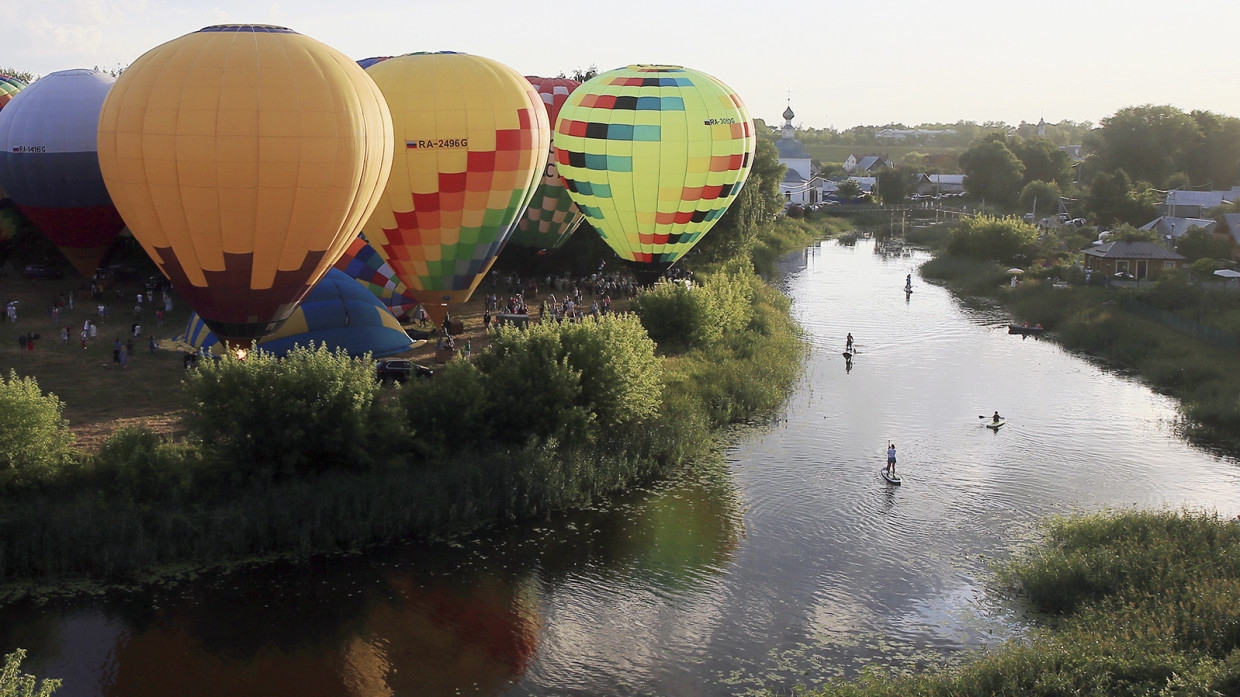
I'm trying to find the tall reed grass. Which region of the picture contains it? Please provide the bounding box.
[796,510,1240,697]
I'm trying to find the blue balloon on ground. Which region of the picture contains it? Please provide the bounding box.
[184,268,414,357]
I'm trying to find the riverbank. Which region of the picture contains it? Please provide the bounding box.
[915,251,1240,455]
[799,509,1240,697]
[0,260,808,600]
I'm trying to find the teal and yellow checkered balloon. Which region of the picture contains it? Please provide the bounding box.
[552,65,755,266]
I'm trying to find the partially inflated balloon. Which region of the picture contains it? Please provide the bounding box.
[333,234,420,320]
[97,25,394,343]
[184,268,415,358]
[362,52,548,326]
[0,69,126,276]
[553,65,755,276]
[506,77,583,251]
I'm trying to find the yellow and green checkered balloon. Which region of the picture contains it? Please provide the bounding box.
[552,65,755,267]
[362,52,548,326]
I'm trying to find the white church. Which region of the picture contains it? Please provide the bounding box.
[775,104,820,206]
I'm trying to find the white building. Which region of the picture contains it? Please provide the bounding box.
[776,104,817,206]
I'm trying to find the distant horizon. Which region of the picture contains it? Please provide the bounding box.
[7,0,1240,135]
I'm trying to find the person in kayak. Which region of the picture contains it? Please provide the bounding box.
[993,411,1002,423]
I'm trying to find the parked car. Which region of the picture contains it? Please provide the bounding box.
[22,264,63,280]
[376,359,433,384]
[144,275,170,293]
[98,263,141,281]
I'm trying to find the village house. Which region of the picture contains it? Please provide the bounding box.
[915,173,966,196]
[1139,215,1217,245]
[1160,187,1240,218]
[1082,240,1185,281]
[842,154,893,174]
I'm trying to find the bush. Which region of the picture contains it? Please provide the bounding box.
[0,371,76,493]
[633,259,756,351]
[1,649,60,697]
[947,215,1038,264]
[183,344,401,484]
[89,426,201,504]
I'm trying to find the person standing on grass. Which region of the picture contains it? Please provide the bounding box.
[113,338,122,364]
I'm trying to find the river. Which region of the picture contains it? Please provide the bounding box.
[5,237,1239,696]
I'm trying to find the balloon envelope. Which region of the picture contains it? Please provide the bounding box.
[506,77,583,251]
[0,75,26,111]
[362,52,548,326]
[97,24,395,344]
[184,268,414,357]
[552,65,755,272]
[333,234,420,320]
[0,69,126,277]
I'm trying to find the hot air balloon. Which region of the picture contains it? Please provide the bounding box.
[0,75,25,111]
[0,75,23,201]
[362,52,548,327]
[552,65,755,282]
[506,77,583,251]
[0,69,127,277]
[333,234,420,320]
[97,24,394,344]
[183,268,416,358]
[356,56,392,70]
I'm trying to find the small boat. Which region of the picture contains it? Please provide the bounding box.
[985,418,1006,430]
[1008,324,1044,335]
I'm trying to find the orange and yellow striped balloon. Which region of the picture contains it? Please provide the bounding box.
[97,24,394,343]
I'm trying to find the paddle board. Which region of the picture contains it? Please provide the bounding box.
[881,469,902,484]
[985,418,1006,430]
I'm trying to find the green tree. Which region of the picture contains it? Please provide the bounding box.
[1084,169,1157,227]
[834,178,862,200]
[959,139,1025,205]
[1019,180,1062,216]
[1108,223,1159,242]
[183,344,400,483]
[634,259,755,351]
[0,68,36,83]
[1086,105,1199,186]
[689,138,784,263]
[0,371,76,492]
[947,215,1038,263]
[1185,110,1240,188]
[475,326,591,445]
[876,166,913,204]
[558,314,663,427]
[1175,227,1233,262]
[1009,136,1072,185]
[1,649,60,697]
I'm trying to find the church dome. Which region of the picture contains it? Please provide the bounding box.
[783,105,795,121]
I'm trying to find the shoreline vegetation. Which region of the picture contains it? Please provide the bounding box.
[0,214,854,599]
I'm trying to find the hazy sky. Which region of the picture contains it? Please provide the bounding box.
[5,0,1239,131]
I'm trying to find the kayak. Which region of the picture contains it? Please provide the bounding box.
[985,418,1006,430]
[881,469,902,484]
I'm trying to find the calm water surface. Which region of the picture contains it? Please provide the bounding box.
[6,237,1239,696]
